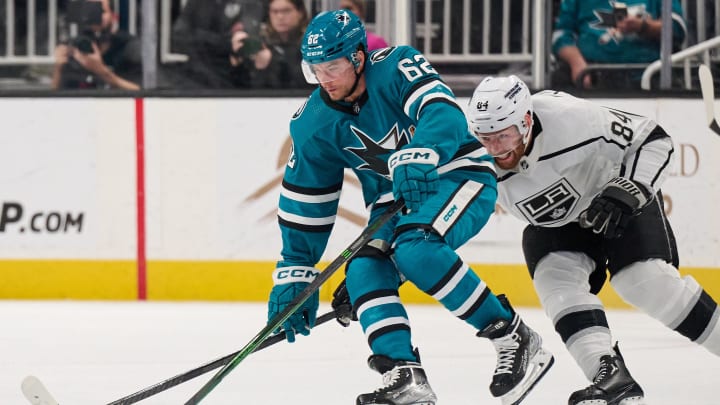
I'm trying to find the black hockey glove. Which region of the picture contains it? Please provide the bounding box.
[579,177,653,239]
[331,278,357,327]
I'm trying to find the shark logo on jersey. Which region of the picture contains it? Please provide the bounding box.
[345,123,412,178]
[292,99,308,119]
[516,178,580,225]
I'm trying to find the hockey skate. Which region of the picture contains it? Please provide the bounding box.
[568,343,645,405]
[356,354,437,405]
[478,294,554,405]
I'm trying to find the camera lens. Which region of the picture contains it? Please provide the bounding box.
[72,36,94,54]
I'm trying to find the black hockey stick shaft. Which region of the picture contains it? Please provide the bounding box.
[185,199,405,405]
[105,311,338,405]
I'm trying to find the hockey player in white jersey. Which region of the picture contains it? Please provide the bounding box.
[266,10,554,405]
[466,75,720,405]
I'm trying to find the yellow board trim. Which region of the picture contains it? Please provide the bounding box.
[0,260,137,299]
[2,260,719,309]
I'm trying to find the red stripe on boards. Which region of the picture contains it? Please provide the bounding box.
[135,98,147,300]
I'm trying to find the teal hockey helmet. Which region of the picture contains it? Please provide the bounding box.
[301,9,367,83]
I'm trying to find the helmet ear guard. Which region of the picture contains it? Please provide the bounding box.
[518,111,532,145]
[467,75,533,144]
[348,43,366,69]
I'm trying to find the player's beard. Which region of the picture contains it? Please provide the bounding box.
[492,141,525,170]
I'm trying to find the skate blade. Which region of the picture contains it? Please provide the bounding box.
[362,402,435,405]
[500,348,555,405]
[575,395,645,405]
[618,397,646,405]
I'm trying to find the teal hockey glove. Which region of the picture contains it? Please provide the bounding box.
[388,148,440,212]
[268,266,319,343]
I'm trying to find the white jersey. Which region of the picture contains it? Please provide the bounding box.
[497,90,675,227]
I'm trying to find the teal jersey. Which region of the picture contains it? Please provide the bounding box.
[552,0,686,63]
[278,45,493,267]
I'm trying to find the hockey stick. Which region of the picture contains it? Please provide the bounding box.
[22,311,339,405]
[698,64,720,136]
[185,199,405,404]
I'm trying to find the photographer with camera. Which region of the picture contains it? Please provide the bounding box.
[171,0,264,89]
[247,0,311,89]
[52,0,140,90]
[227,20,272,88]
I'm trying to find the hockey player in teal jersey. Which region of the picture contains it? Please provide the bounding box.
[266,9,553,405]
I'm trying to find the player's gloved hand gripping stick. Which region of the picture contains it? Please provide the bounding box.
[388,148,440,212]
[268,272,320,343]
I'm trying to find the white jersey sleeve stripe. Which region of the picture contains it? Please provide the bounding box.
[438,159,495,176]
[277,208,336,226]
[403,79,451,116]
[280,186,341,203]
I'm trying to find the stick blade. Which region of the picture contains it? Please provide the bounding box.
[698,64,720,135]
[21,376,60,405]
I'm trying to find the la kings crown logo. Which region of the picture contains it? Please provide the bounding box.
[516,178,580,225]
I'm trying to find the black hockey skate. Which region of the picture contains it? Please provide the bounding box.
[478,294,554,405]
[568,343,645,405]
[356,354,437,405]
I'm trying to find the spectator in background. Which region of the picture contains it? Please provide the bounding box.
[339,0,389,51]
[552,0,687,89]
[52,0,141,90]
[171,0,264,88]
[227,13,273,88]
[244,0,311,89]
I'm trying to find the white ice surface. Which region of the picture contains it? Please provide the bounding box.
[1,301,718,405]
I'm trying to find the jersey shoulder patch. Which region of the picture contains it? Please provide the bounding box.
[369,46,397,64]
[368,45,423,66]
[289,91,337,146]
[292,99,308,119]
